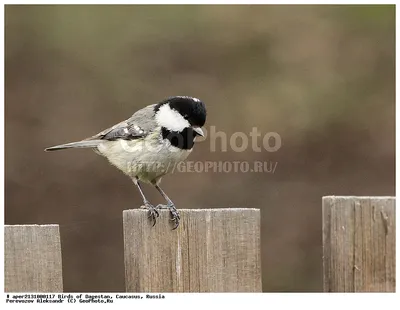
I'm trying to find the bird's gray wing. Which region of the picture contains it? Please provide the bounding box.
[86,104,158,141]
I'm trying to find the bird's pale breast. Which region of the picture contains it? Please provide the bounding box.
[96,129,192,183]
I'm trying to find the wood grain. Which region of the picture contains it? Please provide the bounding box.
[123,208,261,292]
[5,225,63,292]
[322,196,395,292]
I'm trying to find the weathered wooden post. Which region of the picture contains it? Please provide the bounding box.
[322,196,395,292]
[5,224,63,292]
[123,208,261,292]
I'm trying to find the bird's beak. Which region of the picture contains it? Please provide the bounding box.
[193,127,204,137]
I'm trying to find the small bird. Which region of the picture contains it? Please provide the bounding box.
[45,96,207,229]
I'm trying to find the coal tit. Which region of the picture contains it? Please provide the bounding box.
[45,96,207,229]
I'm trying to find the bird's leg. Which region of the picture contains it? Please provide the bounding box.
[153,184,180,230]
[132,177,159,226]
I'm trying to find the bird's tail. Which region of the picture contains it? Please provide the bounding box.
[44,140,102,151]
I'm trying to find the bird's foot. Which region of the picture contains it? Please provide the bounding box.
[140,201,159,227]
[156,203,180,230]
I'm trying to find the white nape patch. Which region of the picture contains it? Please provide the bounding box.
[192,97,201,102]
[155,104,190,132]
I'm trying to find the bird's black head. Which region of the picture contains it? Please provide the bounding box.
[167,96,206,127]
[154,96,207,150]
[154,96,207,132]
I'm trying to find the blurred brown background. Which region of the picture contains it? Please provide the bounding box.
[5,5,395,292]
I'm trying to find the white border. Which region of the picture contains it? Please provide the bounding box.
[0,2,398,308]
[1,1,398,4]
[1,0,5,298]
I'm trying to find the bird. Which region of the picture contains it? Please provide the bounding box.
[45,96,207,229]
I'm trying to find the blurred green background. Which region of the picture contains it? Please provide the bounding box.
[5,5,395,292]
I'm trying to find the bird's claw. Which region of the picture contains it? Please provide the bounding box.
[156,203,180,230]
[170,207,180,230]
[141,202,159,227]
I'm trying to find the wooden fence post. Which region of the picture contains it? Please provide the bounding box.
[123,208,261,292]
[4,224,63,292]
[322,196,395,292]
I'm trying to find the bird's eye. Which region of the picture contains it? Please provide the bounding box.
[183,114,189,120]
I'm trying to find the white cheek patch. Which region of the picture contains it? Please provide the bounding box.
[155,104,190,132]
